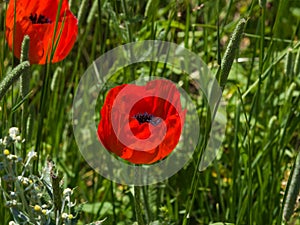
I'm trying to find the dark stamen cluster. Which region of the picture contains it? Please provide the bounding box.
[133,112,162,126]
[133,112,153,124]
[29,13,52,24]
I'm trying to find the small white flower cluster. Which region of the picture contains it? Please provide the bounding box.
[63,188,73,196]
[61,212,74,220]
[0,127,22,147]
[8,127,21,141]
[0,128,50,224]
[60,187,77,224]
[0,128,80,224]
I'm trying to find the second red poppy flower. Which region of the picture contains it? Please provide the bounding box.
[97,79,186,165]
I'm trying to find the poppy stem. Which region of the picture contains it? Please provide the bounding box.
[0,61,30,102]
[134,185,146,225]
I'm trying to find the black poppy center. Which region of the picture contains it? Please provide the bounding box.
[29,13,52,24]
[133,112,162,126]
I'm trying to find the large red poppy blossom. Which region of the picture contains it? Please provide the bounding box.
[97,79,186,164]
[5,0,78,64]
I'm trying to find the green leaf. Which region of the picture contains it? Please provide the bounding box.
[81,202,113,215]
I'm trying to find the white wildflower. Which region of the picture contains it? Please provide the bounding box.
[9,127,20,140]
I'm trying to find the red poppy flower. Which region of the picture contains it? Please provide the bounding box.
[97,79,186,164]
[5,0,78,64]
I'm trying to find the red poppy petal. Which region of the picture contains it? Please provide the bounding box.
[51,15,78,63]
[123,148,160,164]
[129,119,151,139]
[98,85,128,154]
[20,0,70,20]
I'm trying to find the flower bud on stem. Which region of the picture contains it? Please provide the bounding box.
[217,18,246,91]
[20,35,31,158]
[20,35,30,98]
[283,152,300,222]
[0,61,30,101]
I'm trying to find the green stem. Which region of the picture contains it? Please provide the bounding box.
[134,185,145,225]
[183,18,246,225]
[77,0,89,25]
[142,186,152,223]
[34,64,50,173]
[110,182,117,225]
[20,35,30,159]
[242,41,300,99]
[34,0,65,172]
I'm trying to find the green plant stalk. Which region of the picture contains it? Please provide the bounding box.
[218,18,246,90]
[110,181,117,225]
[214,160,225,219]
[235,88,252,225]
[10,0,18,126]
[203,8,209,63]
[259,0,266,8]
[246,5,265,223]
[94,177,111,219]
[277,111,300,223]
[87,0,99,24]
[134,185,145,225]
[34,65,50,173]
[20,35,30,159]
[285,49,293,77]
[182,118,209,225]
[71,0,98,80]
[283,152,300,222]
[294,47,300,76]
[34,0,64,173]
[121,0,135,81]
[217,0,221,65]
[20,36,30,97]
[49,0,64,63]
[142,186,152,223]
[183,18,246,225]
[184,2,190,49]
[221,0,233,33]
[230,100,241,222]
[97,0,105,55]
[271,0,286,37]
[77,0,89,25]
[242,41,300,99]
[12,0,17,67]
[0,61,30,101]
